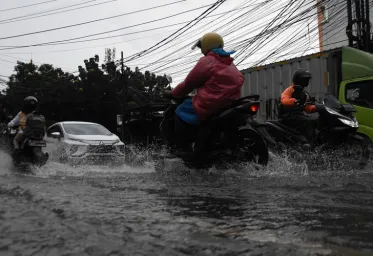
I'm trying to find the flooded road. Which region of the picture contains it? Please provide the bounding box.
[0,151,373,256]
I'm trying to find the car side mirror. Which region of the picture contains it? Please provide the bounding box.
[50,132,61,139]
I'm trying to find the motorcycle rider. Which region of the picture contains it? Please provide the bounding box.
[279,69,317,143]
[164,32,244,152]
[7,96,40,156]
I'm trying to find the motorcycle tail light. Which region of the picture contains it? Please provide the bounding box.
[250,104,259,113]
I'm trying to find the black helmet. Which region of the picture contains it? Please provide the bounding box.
[23,96,38,114]
[292,69,312,88]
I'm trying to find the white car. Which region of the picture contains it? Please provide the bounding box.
[46,121,125,165]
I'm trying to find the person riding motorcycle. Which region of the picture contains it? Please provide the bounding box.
[7,96,40,156]
[279,69,317,143]
[164,32,244,152]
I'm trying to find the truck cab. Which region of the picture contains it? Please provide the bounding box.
[339,46,373,142]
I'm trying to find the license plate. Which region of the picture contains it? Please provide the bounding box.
[10,130,16,134]
[28,140,47,147]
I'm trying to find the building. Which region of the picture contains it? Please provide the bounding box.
[317,0,373,51]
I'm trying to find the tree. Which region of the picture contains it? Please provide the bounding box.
[1,54,172,133]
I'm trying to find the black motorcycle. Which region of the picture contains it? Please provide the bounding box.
[251,86,371,170]
[4,125,49,171]
[154,94,269,170]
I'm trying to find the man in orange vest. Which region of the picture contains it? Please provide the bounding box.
[279,69,317,143]
[7,96,39,155]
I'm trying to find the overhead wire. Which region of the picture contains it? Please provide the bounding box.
[165,0,340,79]
[0,0,103,24]
[251,0,326,66]
[135,0,262,72]
[235,0,307,64]
[136,0,284,73]
[0,2,269,54]
[121,0,227,63]
[253,0,365,66]
[158,0,314,76]
[0,0,187,40]
[0,0,119,25]
[0,0,59,12]
[0,3,217,50]
[1,0,364,84]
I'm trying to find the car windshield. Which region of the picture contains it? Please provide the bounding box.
[63,123,112,136]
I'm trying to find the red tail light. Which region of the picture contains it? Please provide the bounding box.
[250,104,259,113]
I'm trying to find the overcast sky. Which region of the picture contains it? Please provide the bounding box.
[0,0,321,86]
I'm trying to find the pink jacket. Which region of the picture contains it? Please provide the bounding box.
[171,52,244,121]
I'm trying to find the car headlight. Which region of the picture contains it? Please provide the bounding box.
[339,118,358,127]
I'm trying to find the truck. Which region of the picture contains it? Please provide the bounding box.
[240,46,373,142]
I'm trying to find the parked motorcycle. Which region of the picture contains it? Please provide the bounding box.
[251,85,371,170]
[154,94,269,170]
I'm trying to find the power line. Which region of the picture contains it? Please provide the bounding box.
[122,0,227,63]
[113,0,266,67]
[0,0,117,25]
[140,0,302,72]
[154,0,324,77]
[145,0,311,74]
[0,3,267,54]
[0,0,186,40]
[0,0,59,12]
[252,0,364,66]
[0,3,215,51]
[138,0,265,71]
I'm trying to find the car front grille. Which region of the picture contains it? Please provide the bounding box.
[87,144,115,153]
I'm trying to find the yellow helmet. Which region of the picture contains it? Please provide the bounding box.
[191,32,224,55]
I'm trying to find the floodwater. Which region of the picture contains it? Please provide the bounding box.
[0,148,373,256]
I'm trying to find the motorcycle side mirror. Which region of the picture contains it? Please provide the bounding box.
[50,132,61,139]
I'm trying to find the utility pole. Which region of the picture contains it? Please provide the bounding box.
[121,51,127,110]
[347,0,353,47]
[355,0,363,49]
[118,51,125,142]
[364,0,370,52]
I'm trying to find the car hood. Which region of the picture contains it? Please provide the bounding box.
[66,134,121,145]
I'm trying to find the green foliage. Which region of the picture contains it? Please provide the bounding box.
[1,54,172,132]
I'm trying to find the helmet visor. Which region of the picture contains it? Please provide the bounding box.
[191,39,201,50]
[299,77,312,87]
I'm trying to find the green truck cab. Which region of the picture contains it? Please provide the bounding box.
[339,46,373,142]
